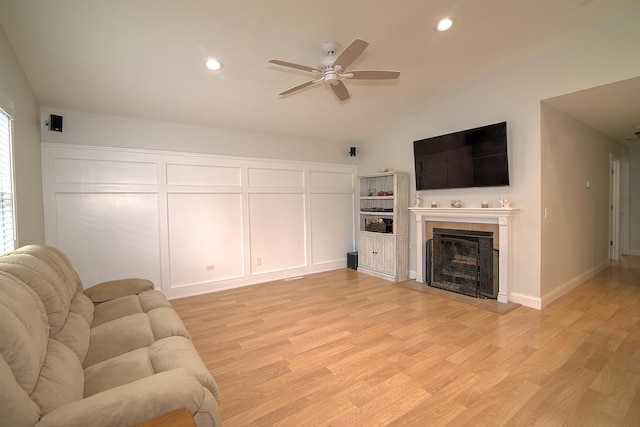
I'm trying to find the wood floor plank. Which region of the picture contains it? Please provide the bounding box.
[171,256,640,426]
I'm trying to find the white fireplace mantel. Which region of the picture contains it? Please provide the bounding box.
[409,207,519,303]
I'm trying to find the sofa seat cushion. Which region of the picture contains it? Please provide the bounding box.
[83,347,153,397]
[91,294,145,327]
[91,290,175,327]
[84,313,155,368]
[149,336,219,402]
[37,369,218,427]
[84,336,219,402]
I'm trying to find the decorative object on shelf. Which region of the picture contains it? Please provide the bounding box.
[499,196,511,208]
[368,188,376,196]
[451,200,462,208]
[482,201,489,208]
[431,201,438,208]
[377,190,393,196]
[380,167,389,173]
[414,194,422,207]
[364,217,392,233]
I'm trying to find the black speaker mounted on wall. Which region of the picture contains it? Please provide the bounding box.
[349,147,356,157]
[49,114,63,132]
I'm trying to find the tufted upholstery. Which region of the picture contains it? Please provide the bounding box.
[0,245,220,427]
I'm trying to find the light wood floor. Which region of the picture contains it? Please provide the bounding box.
[171,257,640,426]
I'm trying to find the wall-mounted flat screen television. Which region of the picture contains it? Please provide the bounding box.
[413,121,509,191]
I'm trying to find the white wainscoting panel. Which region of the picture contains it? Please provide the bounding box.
[42,143,356,299]
[166,164,242,186]
[54,158,157,184]
[248,167,304,187]
[310,193,354,265]
[167,193,244,286]
[55,192,162,287]
[308,170,353,189]
[249,193,306,274]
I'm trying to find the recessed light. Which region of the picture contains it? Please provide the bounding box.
[436,18,453,32]
[205,58,223,71]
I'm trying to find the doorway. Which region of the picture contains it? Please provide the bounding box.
[610,156,621,260]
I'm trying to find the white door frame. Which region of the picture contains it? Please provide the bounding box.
[609,155,621,260]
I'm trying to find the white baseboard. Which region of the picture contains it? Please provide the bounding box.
[540,260,610,309]
[509,292,542,310]
[628,249,640,256]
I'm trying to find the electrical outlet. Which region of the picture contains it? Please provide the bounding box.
[256,257,261,266]
[544,208,550,219]
[206,265,215,271]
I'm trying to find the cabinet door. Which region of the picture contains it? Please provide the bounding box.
[375,234,396,276]
[358,233,375,270]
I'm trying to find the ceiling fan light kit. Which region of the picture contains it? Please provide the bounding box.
[268,38,400,102]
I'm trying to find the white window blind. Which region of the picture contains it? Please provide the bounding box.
[0,108,15,254]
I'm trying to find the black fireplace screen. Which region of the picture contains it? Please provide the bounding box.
[426,228,498,298]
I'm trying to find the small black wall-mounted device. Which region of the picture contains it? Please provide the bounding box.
[49,114,63,132]
[349,147,356,157]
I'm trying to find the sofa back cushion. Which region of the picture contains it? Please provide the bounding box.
[0,272,50,394]
[0,355,41,427]
[12,245,84,295]
[30,339,85,415]
[0,272,49,425]
[0,254,72,334]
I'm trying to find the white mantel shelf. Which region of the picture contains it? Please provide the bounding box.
[409,207,519,304]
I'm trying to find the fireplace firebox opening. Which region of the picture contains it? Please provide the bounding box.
[426,228,498,299]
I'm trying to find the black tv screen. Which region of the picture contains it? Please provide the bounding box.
[413,121,509,191]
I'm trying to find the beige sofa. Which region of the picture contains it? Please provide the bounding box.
[0,245,221,427]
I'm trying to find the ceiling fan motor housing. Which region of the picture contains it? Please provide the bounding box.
[324,72,338,85]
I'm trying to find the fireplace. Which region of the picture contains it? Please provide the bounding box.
[427,228,498,298]
[408,207,518,304]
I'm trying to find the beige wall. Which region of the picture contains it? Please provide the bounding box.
[630,145,640,255]
[0,26,44,246]
[540,104,628,299]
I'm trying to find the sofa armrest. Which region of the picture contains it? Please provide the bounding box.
[36,369,212,427]
[83,278,154,303]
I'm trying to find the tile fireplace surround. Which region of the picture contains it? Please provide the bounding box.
[409,207,519,303]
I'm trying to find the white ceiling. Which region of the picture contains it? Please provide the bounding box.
[1,0,639,144]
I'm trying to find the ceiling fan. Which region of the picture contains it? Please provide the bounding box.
[268,39,400,102]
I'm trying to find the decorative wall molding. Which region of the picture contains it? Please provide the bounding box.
[42,143,357,299]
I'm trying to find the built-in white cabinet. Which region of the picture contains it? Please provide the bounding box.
[357,172,408,281]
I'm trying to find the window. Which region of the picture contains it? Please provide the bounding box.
[0,108,15,254]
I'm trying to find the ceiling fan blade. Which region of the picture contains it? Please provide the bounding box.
[333,39,369,70]
[278,80,318,96]
[331,80,350,101]
[268,59,320,73]
[348,70,400,80]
